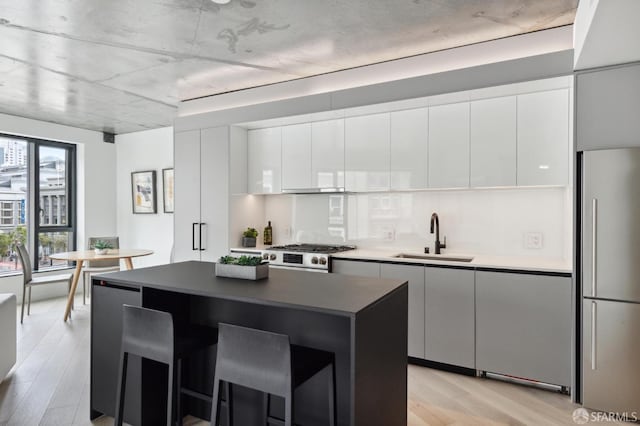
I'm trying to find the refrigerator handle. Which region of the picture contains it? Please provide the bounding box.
[592,198,597,297]
[591,301,597,370]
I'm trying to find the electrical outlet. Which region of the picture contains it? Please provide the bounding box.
[524,232,543,249]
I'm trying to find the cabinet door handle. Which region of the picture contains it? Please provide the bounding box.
[591,301,597,370]
[199,223,206,251]
[592,198,597,297]
[192,223,198,251]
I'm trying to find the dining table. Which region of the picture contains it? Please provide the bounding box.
[49,249,153,321]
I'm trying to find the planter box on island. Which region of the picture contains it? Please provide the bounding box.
[215,262,269,280]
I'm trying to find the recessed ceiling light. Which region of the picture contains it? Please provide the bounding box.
[211,0,231,4]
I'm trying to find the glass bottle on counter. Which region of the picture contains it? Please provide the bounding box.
[263,221,273,245]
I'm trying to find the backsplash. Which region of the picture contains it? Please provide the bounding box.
[232,186,571,260]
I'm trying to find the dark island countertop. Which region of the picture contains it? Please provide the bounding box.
[95,261,407,317]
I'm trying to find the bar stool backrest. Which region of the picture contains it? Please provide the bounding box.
[216,323,292,397]
[122,305,175,365]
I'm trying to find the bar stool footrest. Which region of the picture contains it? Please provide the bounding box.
[180,387,212,403]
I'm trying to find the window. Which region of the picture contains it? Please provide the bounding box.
[0,134,76,274]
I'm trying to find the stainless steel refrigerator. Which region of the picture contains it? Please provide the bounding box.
[582,148,640,413]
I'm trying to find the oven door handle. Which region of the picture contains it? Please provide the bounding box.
[269,264,328,273]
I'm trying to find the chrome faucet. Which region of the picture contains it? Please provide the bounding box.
[430,212,447,254]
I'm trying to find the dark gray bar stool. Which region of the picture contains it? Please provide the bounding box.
[115,305,218,426]
[211,323,336,426]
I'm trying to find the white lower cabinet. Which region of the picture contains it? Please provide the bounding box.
[332,259,571,380]
[380,263,425,358]
[331,259,380,278]
[475,271,571,386]
[424,267,475,369]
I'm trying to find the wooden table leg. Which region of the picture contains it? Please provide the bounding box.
[64,260,83,322]
[124,257,134,270]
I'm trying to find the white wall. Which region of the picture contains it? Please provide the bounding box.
[0,112,117,302]
[574,0,640,70]
[115,127,174,268]
[253,187,572,261]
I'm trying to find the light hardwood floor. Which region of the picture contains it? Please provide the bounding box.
[0,296,616,425]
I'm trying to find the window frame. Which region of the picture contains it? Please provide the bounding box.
[0,132,77,273]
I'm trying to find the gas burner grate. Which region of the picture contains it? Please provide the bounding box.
[267,244,356,254]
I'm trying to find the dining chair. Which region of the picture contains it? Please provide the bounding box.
[83,237,120,304]
[16,243,73,324]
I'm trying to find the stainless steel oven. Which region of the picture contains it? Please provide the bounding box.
[230,244,355,272]
[265,244,356,273]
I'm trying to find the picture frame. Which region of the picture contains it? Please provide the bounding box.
[131,170,157,214]
[162,168,174,213]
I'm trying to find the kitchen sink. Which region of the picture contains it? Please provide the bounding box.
[392,253,474,263]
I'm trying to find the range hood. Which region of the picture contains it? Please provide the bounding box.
[281,187,347,194]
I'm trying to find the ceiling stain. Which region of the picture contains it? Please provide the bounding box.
[218,28,240,53]
[219,17,290,53]
[237,17,290,37]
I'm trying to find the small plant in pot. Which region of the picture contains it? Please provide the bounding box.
[93,240,113,255]
[217,255,268,280]
[242,228,258,247]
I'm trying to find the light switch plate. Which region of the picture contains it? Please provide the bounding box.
[524,232,543,249]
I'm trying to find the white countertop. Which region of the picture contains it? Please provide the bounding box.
[332,248,572,274]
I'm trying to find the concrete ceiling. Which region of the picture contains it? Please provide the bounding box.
[0,0,577,135]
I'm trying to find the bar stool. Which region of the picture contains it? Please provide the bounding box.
[114,305,219,426]
[211,323,336,426]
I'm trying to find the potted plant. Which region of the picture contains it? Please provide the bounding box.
[242,228,258,247]
[216,255,269,280]
[93,240,113,255]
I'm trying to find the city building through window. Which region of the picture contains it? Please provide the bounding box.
[0,134,76,274]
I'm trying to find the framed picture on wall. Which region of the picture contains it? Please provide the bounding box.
[131,170,157,214]
[162,168,174,213]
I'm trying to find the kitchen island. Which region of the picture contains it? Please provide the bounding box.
[90,261,408,426]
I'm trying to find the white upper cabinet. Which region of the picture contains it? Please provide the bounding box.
[470,96,517,187]
[311,119,345,189]
[428,102,470,189]
[345,113,391,192]
[248,127,282,194]
[281,123,312,190]
[517,89,569,186]
[390,108,428,190]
